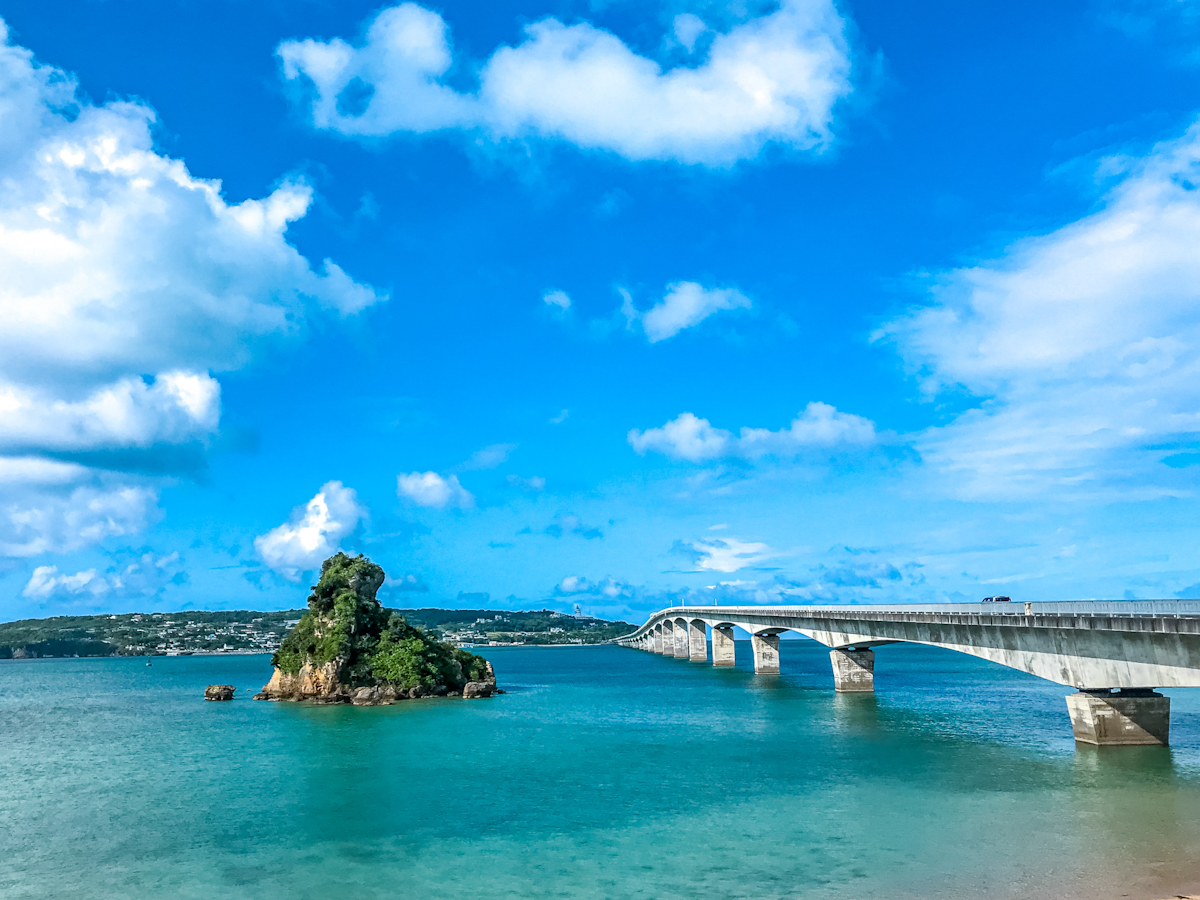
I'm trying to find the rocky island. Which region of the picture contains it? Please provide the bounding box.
[255,553,497,705]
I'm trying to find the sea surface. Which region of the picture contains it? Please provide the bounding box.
[2,641,1199,900]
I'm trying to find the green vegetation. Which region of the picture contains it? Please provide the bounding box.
[0,567,634,660]
[407,608,634,645]
[0,610,304,658]
[271,552,491,691]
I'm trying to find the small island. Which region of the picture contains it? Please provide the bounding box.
[255,553,497,705]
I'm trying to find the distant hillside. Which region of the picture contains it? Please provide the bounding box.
[0,607,634,658]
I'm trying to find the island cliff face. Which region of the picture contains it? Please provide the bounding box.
[254,553,496,705]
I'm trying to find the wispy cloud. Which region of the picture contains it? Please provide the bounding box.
[507,474,546,492]
[881,120,1200,500]
[622,282,751,342]
[671,536,778,573]
[456,443,516,471]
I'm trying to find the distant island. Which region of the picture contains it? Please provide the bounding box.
[0,579,634,660]
[258,553,495,704]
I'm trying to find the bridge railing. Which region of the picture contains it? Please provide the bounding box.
[615,599,1200,641]
[674,600,1200,617]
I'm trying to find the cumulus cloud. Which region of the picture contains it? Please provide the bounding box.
[553,574,633,599]
[0,29,382,389]
[881,120,1200,499]
[277,0,854,165]
[623,282,752,342]
[0,372,220,454]
[255,481,366,578]
[22,551,185,604]
[1,481,158,557]
[629,402,876,461]
[396,471,474,509]
[0,21,381,556]
[542,289,571,311]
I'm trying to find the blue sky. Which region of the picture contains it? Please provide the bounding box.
[3,0,1200,620]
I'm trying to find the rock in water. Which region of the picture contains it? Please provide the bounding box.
[255,552,496,705]
[205,685,235,701]
[462,682,493,699]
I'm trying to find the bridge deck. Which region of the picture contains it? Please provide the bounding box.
[619,601,1200,689]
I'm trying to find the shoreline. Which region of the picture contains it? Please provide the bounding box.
[0,643,620,661]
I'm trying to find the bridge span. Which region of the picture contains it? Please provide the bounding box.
[616,601,1200,747]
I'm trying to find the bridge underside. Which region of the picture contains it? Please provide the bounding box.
[618,605,1200,747]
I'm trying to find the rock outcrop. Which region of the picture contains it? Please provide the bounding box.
[204,685,235,701]
[462,681,493,699]
[254,552,496,705]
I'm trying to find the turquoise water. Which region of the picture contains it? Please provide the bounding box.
[2,641,1199,899]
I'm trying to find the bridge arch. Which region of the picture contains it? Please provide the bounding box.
[616,601,1200,746]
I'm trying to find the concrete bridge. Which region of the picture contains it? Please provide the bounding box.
[616,601,1200,747]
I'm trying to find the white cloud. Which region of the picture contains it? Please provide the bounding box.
[1,482,159,557]
[629,411,730,461]
[553,574,633,598]
[255,481,366,578]
[0,32,383,388]
[0,457,90,486]
[0,21,381,556]
[677,537,777,573]
[396,471,474,509]
[542,289,571,311]
[555,574,592,594]
[278,0,854,165]
[22,551,184,604]
[23,565,106,600]
[550,409,569,424]
[0,372,219,453]
[623,281,751,342]
[881,119,1200,499]
[629,402,876,461]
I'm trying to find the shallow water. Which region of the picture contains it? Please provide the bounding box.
[1,641,1198,899]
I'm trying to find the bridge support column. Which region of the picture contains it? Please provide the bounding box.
[661,623,676,656]
[652,625,663,653]
[751,633,780,674]
[712,627,735,666]
[1066,689,1170,746]
[674,622,689,658]
[688,620,708,662]
[830,649,874,693]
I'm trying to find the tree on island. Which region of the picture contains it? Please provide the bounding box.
[256,552,496,705]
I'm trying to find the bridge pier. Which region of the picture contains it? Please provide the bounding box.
[751,632,780,674]
[651,625,662,654]
[674,621,689,658]
[662,622,677,656]
[712,627,736,666]
[1066,689,1170,746]
[688,620,707,661]
[830,648,874,692]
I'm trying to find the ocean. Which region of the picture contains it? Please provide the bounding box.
[1,641,1198,899]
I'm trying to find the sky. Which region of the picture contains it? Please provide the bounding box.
[3,0,1200,621]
